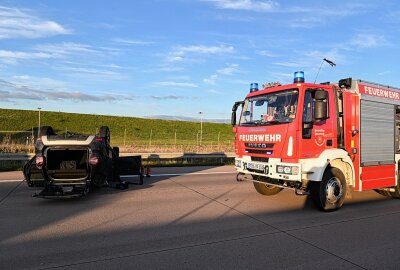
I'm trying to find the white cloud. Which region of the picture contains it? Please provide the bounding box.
[273,61,303,68]
[217,63,239,75]
[113,38,155,46]
[35,42,98,56]
[153,81,199,88]
[351,34,388,49]
[256,50,279,57]
[378,70,391,76]
[0,49,52,64]
[203,74,218,85]
[151,95,189,100]
[0,6,69,39]
[205,0,278,12]
[167,44,234,62]
[204,63,239,85]
[179,44,234,54]
[56,66,122,78]
[146,66,185,72]
[0,77,128,102]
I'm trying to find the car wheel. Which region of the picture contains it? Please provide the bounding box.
[39,126,55,137]
[99,126,110,145]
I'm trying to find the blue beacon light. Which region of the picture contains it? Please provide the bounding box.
[293,71,305,83]
[250,83,259,93]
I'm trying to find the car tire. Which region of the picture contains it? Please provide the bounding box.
[39,126,55,137]
[99,126,110,145]
[310,167,346,211]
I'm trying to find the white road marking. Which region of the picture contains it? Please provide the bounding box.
[120,171,236,178]
[0,172,237,183]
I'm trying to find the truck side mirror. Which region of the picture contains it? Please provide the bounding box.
[231,111,237,126]
[231,101,244,126]
[314,90,328,121]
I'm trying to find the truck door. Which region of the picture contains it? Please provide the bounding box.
[299,88,336,159]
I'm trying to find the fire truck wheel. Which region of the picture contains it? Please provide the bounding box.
[311,167,346,211]
[253,182,283,196]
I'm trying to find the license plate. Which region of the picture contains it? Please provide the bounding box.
[246,162,264,171]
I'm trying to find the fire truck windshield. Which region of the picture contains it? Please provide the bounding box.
[240,89,298,126]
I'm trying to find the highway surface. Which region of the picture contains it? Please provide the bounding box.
[1,166,400,269]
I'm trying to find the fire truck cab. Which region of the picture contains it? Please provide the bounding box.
[232,72,400,211]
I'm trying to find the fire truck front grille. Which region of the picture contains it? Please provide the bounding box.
[251,157,269,163]
[246,149,273,155]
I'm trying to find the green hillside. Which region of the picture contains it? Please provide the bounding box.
[0,108,234,147]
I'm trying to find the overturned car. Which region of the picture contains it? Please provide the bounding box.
[24,126,143,198]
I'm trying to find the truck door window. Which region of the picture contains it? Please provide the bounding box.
[302,90,313,139]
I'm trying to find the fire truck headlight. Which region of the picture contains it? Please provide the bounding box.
[283,167,291,174]
[235,159,242,168]
[276,165,299,175]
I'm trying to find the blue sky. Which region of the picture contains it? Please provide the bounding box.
[0,0,399,119]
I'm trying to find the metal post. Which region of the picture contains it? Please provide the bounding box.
[218,131,220,151]
[199,112,203,146]
[37,107,41,138]
[124,128,127,146]
[149,129,153,146]
[174,130,177,147]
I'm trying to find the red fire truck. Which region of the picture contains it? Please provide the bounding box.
[232,72,400,211]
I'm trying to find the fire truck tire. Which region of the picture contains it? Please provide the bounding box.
[253,182,283,196]
[311,167,346,211]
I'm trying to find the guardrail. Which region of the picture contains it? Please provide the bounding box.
[0,152,236,171]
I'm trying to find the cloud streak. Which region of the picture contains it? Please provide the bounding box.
[152,81,199,88]
[151,95,194,100]
[204,63,239,85]
[205,0,278,12]
[0,6,69,39]
[0,77,132,102]
[0,50,52,64]
[113,38,155,46]
[350,34,388,49]
[167,44,234,62]
[35,42,98,56]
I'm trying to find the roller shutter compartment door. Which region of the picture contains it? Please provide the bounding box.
[360,100,395,166]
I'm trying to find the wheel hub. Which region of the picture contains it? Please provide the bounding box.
[325,177,343,204]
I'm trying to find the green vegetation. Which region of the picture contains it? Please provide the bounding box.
[0,108,234,148]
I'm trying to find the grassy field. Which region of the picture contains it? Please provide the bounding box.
[0,108,234,152]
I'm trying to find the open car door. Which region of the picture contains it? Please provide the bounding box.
[117,155,144,185]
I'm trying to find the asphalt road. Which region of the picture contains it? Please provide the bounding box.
[1,166,400,270]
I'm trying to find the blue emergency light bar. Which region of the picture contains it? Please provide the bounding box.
[250,83,258,93]
[294,71,305,83]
